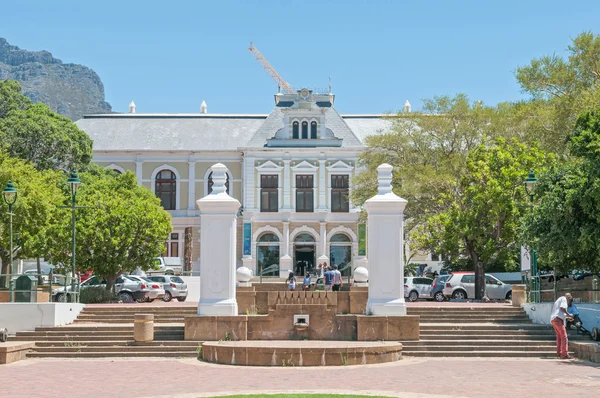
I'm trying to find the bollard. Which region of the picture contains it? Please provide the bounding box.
[134,314,154,342]
[512,284,527,307]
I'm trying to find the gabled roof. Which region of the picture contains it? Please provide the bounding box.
[76,114,267,151]
[77,111,395,152]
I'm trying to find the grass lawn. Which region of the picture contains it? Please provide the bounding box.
[216,395,392,398]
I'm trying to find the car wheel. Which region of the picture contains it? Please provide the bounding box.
[505,291,512,300]
[163,291,172,302]
[119,292,134,303]
[177,297,187,302]
[434,291,445,302]
[408,291,418,302]
[147,298,154,303]
[452,290,467,300]
[56,293,66,303]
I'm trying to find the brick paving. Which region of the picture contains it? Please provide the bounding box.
[2,357,599,398]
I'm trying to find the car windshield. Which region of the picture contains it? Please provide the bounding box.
[141,277,154,283]
[124,275,140,282]
[171,277,184,283]
[404,278,407,283]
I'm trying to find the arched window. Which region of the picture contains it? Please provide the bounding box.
[301,121,308,139]
[155,170,176,210]
[208,172,230,194]
[292,121,299,139]
[112,169,122,175]
[330,233,352,277]
[295,233,315,243]
[257,233,280,277]
[310,121,317,139]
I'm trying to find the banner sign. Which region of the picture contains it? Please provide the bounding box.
[521,246,531,272]
[358,224,366,256]
[243,223,252,256]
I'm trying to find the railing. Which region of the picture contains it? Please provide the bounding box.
[525,273,600,303]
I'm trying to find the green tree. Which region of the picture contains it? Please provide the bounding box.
[523,111,600,274]
[515,31,600,154]
[412,139,554,299]
[353,94,506,230]
[47,168,172,290]
[0,151,63,285]
[0,80,93,171]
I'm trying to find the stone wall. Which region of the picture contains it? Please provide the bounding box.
[571,342,600,362]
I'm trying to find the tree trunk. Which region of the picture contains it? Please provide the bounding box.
[105,274,117,292]
[474,261,485,300]
[184,226,192,274]
[36,257,43,285]
[0,255,8,289]
[466,240,485,300]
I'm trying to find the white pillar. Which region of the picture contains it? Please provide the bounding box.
[317,159,327,211]
[135,161,143,186]
[280,221,292,277]
[196,163,241,316]
[317,221,329,266]
[282,159,291,210]
[364,164,408,316]
[188,161,196,210]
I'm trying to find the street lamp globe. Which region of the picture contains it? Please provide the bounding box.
[67,170,81,194]
[2,181,18,205]
[524,171,537,196]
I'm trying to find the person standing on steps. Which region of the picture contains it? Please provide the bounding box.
[303,272,312,291]
[323,265,334,292]
[332,265,343,291]
[287,271,297,291]
[550,292,574,359]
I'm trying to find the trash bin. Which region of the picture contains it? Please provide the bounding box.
[512,284,526,307]
[15,275,37,302]
[134,314,154,342]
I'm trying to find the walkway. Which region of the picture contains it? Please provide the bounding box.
[2,357,599,397]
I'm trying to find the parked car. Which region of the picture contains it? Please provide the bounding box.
[147,257,183,275]
[431,275,451,302]
[126,275,165,302]
[442,272,512,300]
[52,275,149,303]
[404,277,433,302]
[147,275,188,302]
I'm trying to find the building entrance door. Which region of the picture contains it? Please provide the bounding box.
[293,233,316,276]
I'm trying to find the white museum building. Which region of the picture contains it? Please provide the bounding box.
[76,89,437,277]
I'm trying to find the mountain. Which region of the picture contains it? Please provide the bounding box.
[0,38,112,120]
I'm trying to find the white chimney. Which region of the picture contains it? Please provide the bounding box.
[403,100,411,113]
[200,100,207,114]
[128,100,136,114]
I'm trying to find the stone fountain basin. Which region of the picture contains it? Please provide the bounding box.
[201,340,402,366]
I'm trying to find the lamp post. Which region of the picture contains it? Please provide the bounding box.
[524,170,538,303]
[2,181,18,299]
[67,171,81,302]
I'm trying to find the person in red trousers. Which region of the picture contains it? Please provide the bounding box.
[550,293,574,359]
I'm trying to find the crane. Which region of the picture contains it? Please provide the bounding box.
[248,42,295,94]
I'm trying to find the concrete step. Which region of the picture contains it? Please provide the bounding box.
[34,325,183,332]
[401,340,556,346]
[27,351,197,358]
[402,351,561,357]
[12,334,184,342]
[420,330,555,335]
[419,324,549,330]
[401,345,558,352]
[74,319,185,324]
[33,340,198,347]
[418,334,557,341]
[32,345,197,353]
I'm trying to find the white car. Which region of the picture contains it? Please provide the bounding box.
[53,275,149,303]
[404,276,434,302]
[442,272,512,300]
[125,275,165,302]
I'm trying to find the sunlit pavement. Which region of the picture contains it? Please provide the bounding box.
[2,356,599,398]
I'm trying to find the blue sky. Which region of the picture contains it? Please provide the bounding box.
[2,0,599,115]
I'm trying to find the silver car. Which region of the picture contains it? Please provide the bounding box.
[148,275,188,302]
[442,272,512,300]
[404,276,434,302]
[125,275,165,302]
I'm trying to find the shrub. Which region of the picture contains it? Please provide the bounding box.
[79,286,116,304]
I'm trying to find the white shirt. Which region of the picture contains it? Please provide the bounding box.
[550,296,568,322]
